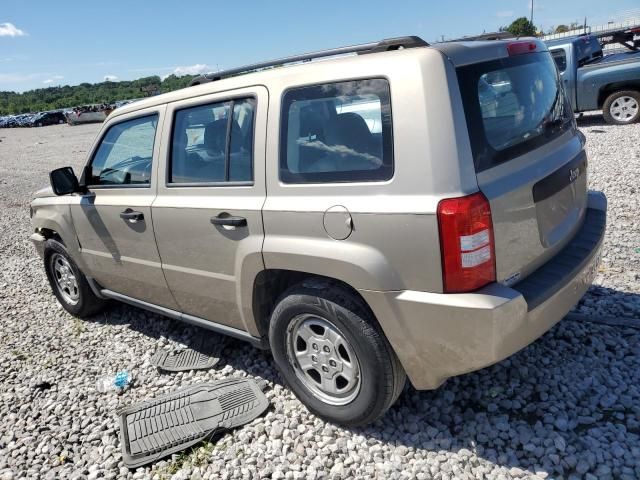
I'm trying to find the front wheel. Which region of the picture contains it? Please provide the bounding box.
[602,90,640,125]
[269,282,406,426]
[44,239,107,318]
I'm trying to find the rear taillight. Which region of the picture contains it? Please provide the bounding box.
[437,192,496,293]
[507,41,538,56]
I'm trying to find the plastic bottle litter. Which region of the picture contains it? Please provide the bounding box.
[96,370,132,393]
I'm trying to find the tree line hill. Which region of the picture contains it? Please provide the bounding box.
[0,74,197,115]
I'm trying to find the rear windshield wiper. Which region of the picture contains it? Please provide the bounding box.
[543,118,564,133]
[541,90,567,132]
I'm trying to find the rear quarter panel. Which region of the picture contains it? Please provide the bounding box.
[261,48,476,293]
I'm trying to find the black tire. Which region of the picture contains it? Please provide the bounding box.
[43,239,107,318]
[602,90,640,125]
[269,282,406,426]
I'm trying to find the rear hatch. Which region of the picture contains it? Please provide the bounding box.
[456,43,587,285]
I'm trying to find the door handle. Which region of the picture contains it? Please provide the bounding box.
[210,214,247,227]
[120,209,144,222]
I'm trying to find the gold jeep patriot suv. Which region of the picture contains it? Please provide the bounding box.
[30,36,606,426]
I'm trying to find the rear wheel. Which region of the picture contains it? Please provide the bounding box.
[603,90,640,125]
[269,282,405,426]
[44,239,107,318]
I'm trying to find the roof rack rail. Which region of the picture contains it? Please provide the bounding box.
[190,36,428,86]
[446,31,515,42]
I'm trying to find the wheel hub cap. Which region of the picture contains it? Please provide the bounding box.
[286,314,361,405]
[610,96,638,122]
[51,253,80,305]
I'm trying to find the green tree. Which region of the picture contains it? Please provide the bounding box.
[555,24,570,33]
[505,17,538,37]
[0,74,198,115]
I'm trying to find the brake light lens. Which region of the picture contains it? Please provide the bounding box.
[437,192,496,293]
[507,41,538,56]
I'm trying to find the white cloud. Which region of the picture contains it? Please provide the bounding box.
[0,72,41,84]
[0,22,27,37]
[0,54,28,63]
[162,63,213,80]
[496,10,514,18]
[104,74,118,81]
[43,75,63,84]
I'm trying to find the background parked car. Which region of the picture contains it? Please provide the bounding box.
[16,114,36,127]
[31,111,67,127]
[545,34,640,124]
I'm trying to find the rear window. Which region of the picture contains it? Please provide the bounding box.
[280,79,393,183]
[457,52,573,172]
[550,49,567,72]
[575,36,602,65]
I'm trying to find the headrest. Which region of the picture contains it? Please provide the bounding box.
[325,113,373,153]
[204,119,228,154]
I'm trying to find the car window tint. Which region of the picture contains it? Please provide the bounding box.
[170,98,254,184]
[280,79,393,183]
[550,49,567,72]
[90,114,158,186]
[229,99,255,182]
[477,55,564,151]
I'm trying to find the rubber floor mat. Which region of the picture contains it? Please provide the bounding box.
[150,337,222,372]
[118,378,269,468]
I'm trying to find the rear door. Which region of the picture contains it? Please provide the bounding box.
[152,87,267,332]
[71,106,180,309]
[457,48,587,285]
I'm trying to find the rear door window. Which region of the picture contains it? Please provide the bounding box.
[280,78,393,183]
[170,98,255,184]
[457,52,573,172]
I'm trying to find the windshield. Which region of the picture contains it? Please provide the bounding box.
[458,52,573,172]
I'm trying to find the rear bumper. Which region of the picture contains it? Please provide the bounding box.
[361,192,606,390]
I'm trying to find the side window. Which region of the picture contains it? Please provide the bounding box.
[170,98,255,184]
[550,49,567,73]
[89,114,158,186]
[280,78,393,183]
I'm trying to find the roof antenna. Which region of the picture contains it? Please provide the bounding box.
[530,0,534,26]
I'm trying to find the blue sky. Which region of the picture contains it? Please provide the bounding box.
[1,0,639,92]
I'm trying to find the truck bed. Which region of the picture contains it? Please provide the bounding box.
[583,50,640,68]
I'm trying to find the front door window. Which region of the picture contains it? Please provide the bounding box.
[89,114,158,186]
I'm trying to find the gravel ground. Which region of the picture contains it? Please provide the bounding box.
[0,118,639,480]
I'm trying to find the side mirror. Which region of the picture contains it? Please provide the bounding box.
[49,167,81,195]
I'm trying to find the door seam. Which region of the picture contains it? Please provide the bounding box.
[150,106,181,310]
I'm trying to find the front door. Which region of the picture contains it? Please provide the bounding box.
[152,87,268,332]
[71,106,179,310]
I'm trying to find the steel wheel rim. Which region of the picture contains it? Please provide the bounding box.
[50,253,80,305]
[286,313,361,405]
[610,96,639,122]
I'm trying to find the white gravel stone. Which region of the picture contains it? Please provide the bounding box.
[0,116,639,478]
